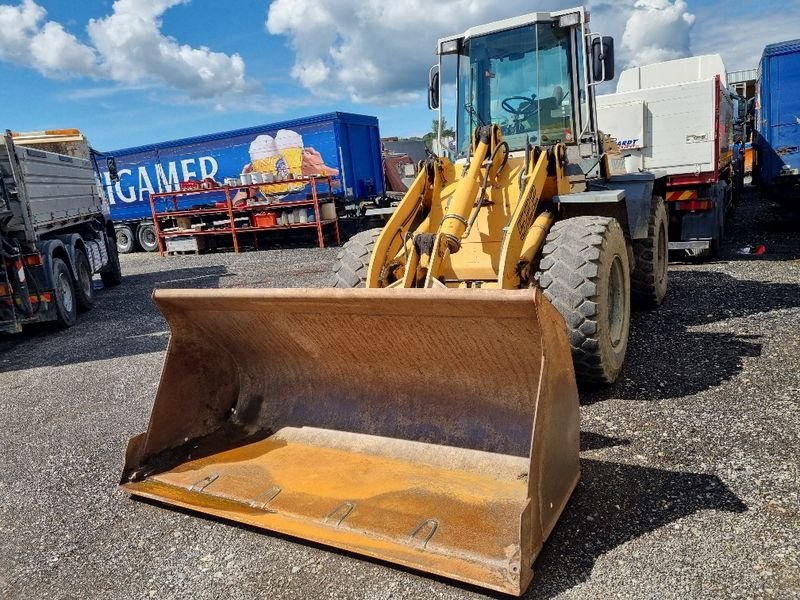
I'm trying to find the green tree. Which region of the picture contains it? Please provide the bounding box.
[423,118,454,148]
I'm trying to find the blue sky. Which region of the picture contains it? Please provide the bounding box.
[0,0,797,152]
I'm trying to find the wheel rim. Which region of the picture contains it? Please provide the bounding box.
[57,271,74,313]
[656,222,667,284]
[607,255,625,348]
[117,230,131,249]
[142,228,156,247]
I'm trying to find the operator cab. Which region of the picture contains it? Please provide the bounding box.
[430,8,614,158]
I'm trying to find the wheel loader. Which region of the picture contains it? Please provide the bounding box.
[121,7,668,596]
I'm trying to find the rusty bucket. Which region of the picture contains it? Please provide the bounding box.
[121,287,579,595]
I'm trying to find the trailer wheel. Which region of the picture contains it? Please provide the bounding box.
[52,257,77,328]
[631,196,668,309]
[74,249,95,311]
[535,216,631,385]
[116,225,135,254]
[332,228,381,288]
[137,223,159,253]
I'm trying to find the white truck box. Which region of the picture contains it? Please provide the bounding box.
[597,55,733,179]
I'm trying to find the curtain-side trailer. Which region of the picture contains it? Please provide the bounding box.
[597,55,742,257]
[754,39,800,204]
[98,112,384,253]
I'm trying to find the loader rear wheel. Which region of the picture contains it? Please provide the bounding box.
[536,216,631,385]
[332,228,381,288]
[631,196,668,309]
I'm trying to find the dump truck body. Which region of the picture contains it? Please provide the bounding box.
[1,132,121,333]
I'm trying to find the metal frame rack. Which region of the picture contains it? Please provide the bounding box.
[149,175,341,256]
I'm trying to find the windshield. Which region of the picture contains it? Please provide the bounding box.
[456,23,576,156]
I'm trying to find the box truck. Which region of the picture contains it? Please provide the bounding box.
[597,55,742,257]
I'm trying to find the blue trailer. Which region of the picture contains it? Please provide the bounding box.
[754,39,800,205]
[99,112,384,252]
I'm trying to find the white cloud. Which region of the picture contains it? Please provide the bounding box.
[266,0,699,104]
[0,0,256,101]
[87,0,254,98]
[0,0,96,76]
[620,0,695,67]
[30,21,97,75]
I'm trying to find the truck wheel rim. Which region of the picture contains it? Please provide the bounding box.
[143,229,156,246]
[58,272,73,313]
[608,255,625,347]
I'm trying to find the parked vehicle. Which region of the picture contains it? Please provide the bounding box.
[1,131,121,334]
[597,55,741,257]
[99,112,384,252]
[753,39,800,205]
[121,6,668,596]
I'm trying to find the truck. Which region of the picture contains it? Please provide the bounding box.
[99,112,384,253]
[753,39,800,204]
[1,131,121,334]
[597,54,741,257]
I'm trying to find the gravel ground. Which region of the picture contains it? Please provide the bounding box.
[1,187,798,599]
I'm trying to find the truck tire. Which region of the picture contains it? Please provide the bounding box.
[101,237,123,287]
[332,228,381,288]
[74,249,95,311]
[52,257,77,328]
[137,223,159,253]
[631,196,668,309]
[116,225,135,254]
[535,216,631,385]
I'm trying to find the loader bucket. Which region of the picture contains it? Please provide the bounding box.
[121,287,579,595]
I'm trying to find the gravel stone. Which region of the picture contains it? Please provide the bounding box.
[0,187,798,599]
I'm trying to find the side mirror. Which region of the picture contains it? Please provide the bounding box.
[428,65,440,110]
[106,156,119,183]
[591,36,615,82]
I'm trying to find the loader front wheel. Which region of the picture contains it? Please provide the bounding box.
[536,216,631,385]
[631,196,668,309]
[332,228,381,288]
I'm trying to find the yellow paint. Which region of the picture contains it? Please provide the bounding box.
[124,434,530,594]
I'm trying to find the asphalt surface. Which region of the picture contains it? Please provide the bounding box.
[1,187,798,599]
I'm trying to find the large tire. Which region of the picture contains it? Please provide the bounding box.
[332,228,381,288]
[101,236,123,287]
[631,196,668,309]
[74,249,95,312]
[116,225,135,254]
[52,257,77,328]
[137,223,159,253]
[536,216,631,385]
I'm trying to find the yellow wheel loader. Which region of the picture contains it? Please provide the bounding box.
[121,7,668,596]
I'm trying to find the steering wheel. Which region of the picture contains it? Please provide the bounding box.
[501,95,539,117]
